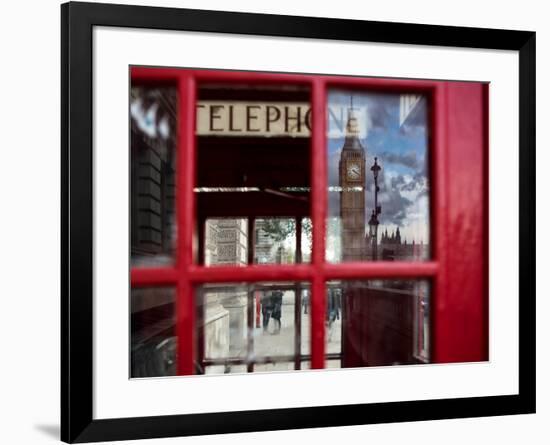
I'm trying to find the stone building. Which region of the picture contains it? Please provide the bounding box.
[202,219,248,365]
[365,226,429,261]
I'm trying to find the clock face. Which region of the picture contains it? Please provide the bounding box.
[346,162,361,181]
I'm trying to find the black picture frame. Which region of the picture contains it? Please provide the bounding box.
[61,1,536,442]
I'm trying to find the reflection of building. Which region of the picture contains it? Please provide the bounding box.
[366,227,430,261]
[130,87,176,266]
[203,219,248,360]
[339,108,366,261]
[204,219,248,266]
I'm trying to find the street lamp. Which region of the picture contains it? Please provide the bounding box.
[369,157,382,260]
[368,210,378,259]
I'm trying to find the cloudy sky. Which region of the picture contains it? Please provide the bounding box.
[327,90,430,249]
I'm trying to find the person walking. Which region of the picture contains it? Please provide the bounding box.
[302,288,309,314]
[326,287,340,328]
[261,290,274,333]
[271,289,284,334]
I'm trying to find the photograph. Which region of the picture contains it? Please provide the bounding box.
[130,69,480,378]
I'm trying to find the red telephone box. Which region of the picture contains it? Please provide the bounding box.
[129,67,488,377]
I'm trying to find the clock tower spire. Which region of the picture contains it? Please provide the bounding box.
[339,99,366,261]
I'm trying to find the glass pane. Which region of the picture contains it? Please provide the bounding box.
[254,218,295,264]
[130,287,176,378]
[301,218,312,263]
[197,282,310,374]
[196,84,311,266]
[130,86,177,267]
[326,90,430,262]
[326,280,431,368]
[300,287,311,355]
[326,283,343,359]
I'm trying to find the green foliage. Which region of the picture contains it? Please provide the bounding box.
[301,218,312,248]
[260,219,295,242]
[260,218,312,249]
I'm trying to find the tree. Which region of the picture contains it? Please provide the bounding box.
[259,218,312,248]
[260,219,296,243]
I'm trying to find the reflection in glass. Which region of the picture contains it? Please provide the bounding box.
[253,217,311,265]
[130,287,176,378]
[326,91,430,262]
[130,86,177,266]
[203,217,312,267]
[255,218,295,265]
[196,282,310,375]
[204,218,248,266]
[326,280,430,368]
[325,283,343,364]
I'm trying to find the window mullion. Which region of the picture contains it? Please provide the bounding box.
[176,74,197,375]
[310,78,327,369]
[432,83,448,364]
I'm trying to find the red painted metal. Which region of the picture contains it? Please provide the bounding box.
[323,262,438,279]
[131,267,179,287]
[432,82,488,363]
[482,84,490,362]
[132,66,440,92]
[310,79,327,369]
[177,279,195,375]
[130,66,181,83]
[176,74,197,375]
[188,264,312,283]
[182,262,439,284]
[129,66,489,373]
[431,83,448,365]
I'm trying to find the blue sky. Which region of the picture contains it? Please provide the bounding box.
[327,90,430,246]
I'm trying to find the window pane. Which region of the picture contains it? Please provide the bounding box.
[300,218,312,263]
[130,86,177,267]
[196,84,311,266]
[326,90,430,262]
[254,218,296,264]
[130,287,176,378]
[197,282,310,374]
[326,280,431,368]
[203,217,312,266]
[204,218,248,266]
[326,283,342,360]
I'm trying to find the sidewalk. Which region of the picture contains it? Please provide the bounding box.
[249,301,342,372]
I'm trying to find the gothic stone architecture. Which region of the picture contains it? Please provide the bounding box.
[366,227,430,262]
[339,108,366,261]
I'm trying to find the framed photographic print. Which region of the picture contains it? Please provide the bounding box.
[61,1,536,443]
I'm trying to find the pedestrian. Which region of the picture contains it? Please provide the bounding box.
[327,288,338,328]
[302,289,309,314]
[271,289,283,334]
[261,290,274,333]
[334,288,342,321]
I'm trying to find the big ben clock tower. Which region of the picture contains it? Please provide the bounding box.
[339,106,366,261]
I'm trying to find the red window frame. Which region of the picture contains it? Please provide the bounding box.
[130,67,488,375]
